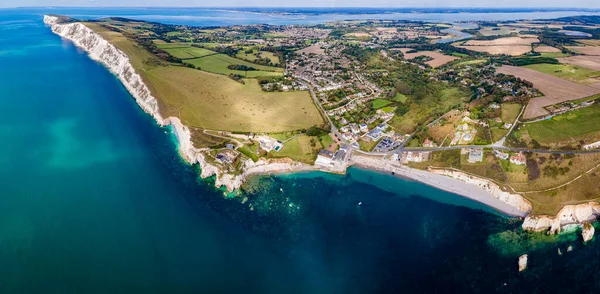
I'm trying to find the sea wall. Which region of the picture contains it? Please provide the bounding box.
[43,15,251,192]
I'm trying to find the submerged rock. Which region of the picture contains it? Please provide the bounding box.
[567,245,573,252]
[558,248,563,256]
[518,254,528,272]
[582,222,595,243]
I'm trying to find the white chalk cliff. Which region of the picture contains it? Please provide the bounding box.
[522,202,600,234]
[43,15,310,192]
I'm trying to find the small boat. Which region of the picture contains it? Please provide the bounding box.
[357,202,362,206]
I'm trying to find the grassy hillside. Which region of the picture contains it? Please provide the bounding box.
[524,63,600,84]
[522,103,600,146]
[84,22,323,135]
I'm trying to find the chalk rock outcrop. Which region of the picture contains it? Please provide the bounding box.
[522,202,600,233]
[518,254,528,272]
[583,222,595,243]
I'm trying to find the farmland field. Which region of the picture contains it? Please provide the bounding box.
[147,67,323,132]
[457,45,531,56]
[501,103,522,123]
[533,45,561,53]
[559,55,600,71]
[160,46,216,59]
[85,23,322,134]
[522,103,600,146]
[497,65,600,119]
[464,37,538,46]
[524,63,600,84]
[567,45,600,56]
[185,54,283,77]
[401,50,458,68]
[578,39,600,46]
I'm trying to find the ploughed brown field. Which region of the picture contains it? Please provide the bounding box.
[533,45,561,53]
[566,46,600,56]
[457,37,539,56]
[497,65,600,119]
[559,55,600,71]
[463,37,539,46]
[401,51,458,68]
[457,45,531,56]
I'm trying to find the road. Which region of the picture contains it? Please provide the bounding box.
[358,143,600,156]
[492,104,525,147]
[300,79,347,146]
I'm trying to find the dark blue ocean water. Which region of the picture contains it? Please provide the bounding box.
[1,8,600,293]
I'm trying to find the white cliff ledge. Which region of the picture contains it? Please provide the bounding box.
[522,202,600,235]
[43,15,313,192]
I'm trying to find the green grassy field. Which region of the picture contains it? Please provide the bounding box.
[380,106,395,113]
[523,103,600,145]
[393,93,408,103]
[372,99,392,109]
[271,135,320,163]
[160,46,216,59]
[501,103,522,123]
[319,134,335,149]
[524,63,600,84]
[147,67,323,132]
[491,127,509,142]
[451,52,469,58]
[391,88,467,133]
[185,54,282,77]
[455,59,486,66]
[539,52,571,58]
[85,22,323,135]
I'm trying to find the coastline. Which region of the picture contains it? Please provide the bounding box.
[43,15,600,231]
[43,15,312,193]
[350,154,532,217]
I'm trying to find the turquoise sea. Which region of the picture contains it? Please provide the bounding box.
[2,8,600,293]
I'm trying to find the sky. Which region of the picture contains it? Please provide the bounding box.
[3,0,600,8]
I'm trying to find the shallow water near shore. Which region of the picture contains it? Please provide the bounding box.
[3,10,600,293]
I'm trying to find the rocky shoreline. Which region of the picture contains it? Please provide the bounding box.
[44,15,599,236]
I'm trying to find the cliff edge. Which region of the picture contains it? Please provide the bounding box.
[43,15,311,192]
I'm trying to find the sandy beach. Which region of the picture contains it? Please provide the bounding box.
[350,155,532,217]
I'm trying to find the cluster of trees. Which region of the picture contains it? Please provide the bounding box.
[256,76,285,85]
[507,56,559,66]
[342,45,378,63]
[228,74,245,83]
[227,64,257,71]
[131,36,183,64]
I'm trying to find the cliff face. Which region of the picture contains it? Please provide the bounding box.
[522,202,600,234]
[43,15,247,191]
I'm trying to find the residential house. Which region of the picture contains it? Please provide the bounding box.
[510,152,527,165]
[467,148,483,163]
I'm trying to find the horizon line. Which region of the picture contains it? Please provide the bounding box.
[5,6,600,10]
